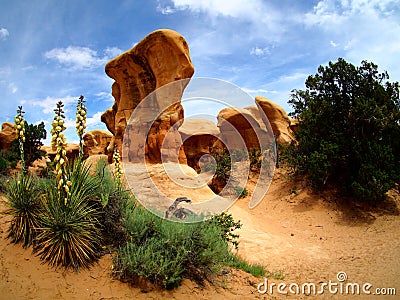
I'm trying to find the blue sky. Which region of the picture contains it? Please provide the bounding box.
[1,0,399,144]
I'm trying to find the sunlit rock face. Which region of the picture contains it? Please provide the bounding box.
[101,29,194,163]
[0,122,16,151]
[83,129,113,157]
[255,96,295,145]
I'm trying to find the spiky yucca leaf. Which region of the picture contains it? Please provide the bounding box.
[5,175,41,248]
[34,188,101,270]
[68,158,99,202]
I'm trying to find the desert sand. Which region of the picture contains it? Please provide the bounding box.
[1,166,399,299]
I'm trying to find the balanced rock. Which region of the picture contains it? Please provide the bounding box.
[255,96,295,145]
[83,129,113,156]
[179,118,220,170]
[0,122,16,151]
[101,29,194,164]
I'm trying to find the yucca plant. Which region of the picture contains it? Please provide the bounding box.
[5,175,41,248]
[34,160,102,270]
[14,106,26,173]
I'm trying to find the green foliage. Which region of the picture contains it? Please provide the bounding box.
[92,158,135,248]
[208,212,242,250]
[288,58,400,202]
[115,206,231,289]
[4,175,42,247]
[0,150,19,175]
[33,160,102,270]
[10,121,46,168]
[249,147,262,169]
[234,186,248,198]
[224,254,266,277]
[210,148,232,181]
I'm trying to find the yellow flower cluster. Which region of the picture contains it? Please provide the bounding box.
[14,106,26,143]
[14,106,26,173]
[51,101,70,203]
[113,149,123,188]
[76,95,87,137]
[76,95,87,158]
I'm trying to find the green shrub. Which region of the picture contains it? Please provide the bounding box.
[224,254,266,277]
[4,175,42,247]
[0,150,19,175]
[287,58,400,202]
[115,206,230,289]
[210,149,232,181]
[234,186,248,198]
[208,212,242,250]
[92,157,135,248]
[10,121,46,168]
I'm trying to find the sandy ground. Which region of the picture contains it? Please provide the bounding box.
[1,166,399,299]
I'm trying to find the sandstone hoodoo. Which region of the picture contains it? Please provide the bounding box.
[255,96,295,145]
[101,29,194,163]
[0,122,16,151]
[83,129,113,157]
[178,118,220,170]
[216,106,271,150]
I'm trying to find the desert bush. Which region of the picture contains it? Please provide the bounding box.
[0,148,19,176]
[114,206,232,289]
[92,157,135,248]
[10,121,47,169]
[287,58,400,202]
[208,212,242,250]
[234,186,248,199]
[224,254,266,277]
[210,149,232,181]
[4,175,42,247]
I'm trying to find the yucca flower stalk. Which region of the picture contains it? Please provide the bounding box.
[14,106,26,174]
[51,101,71,204]
[76,95,87,158]
[113,149,123,190]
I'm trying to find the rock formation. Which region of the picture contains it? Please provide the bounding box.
[255,96,295,145]
[179,118,220,170]
[83,129,113,156]
[216,107,271,150]
[101,29,194,163]
[41,144,80,162]
[0,122,16,151]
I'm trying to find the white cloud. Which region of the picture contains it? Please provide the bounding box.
[242,88,277,94]
[44,46,123,70]
[161,0,285,42]
[0,28,9,40]
[8,83,17,94]
[330,40,339,47]
[86,111,103,126]
[30,96,77,114]
[170,0,266,19]
[304,0,400,80]
[44,46,104,70]
[0,80,18,94]
[104,46,123,58]
[156,4,176,14]
[95,92,114,102]
[250,46,270,57]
